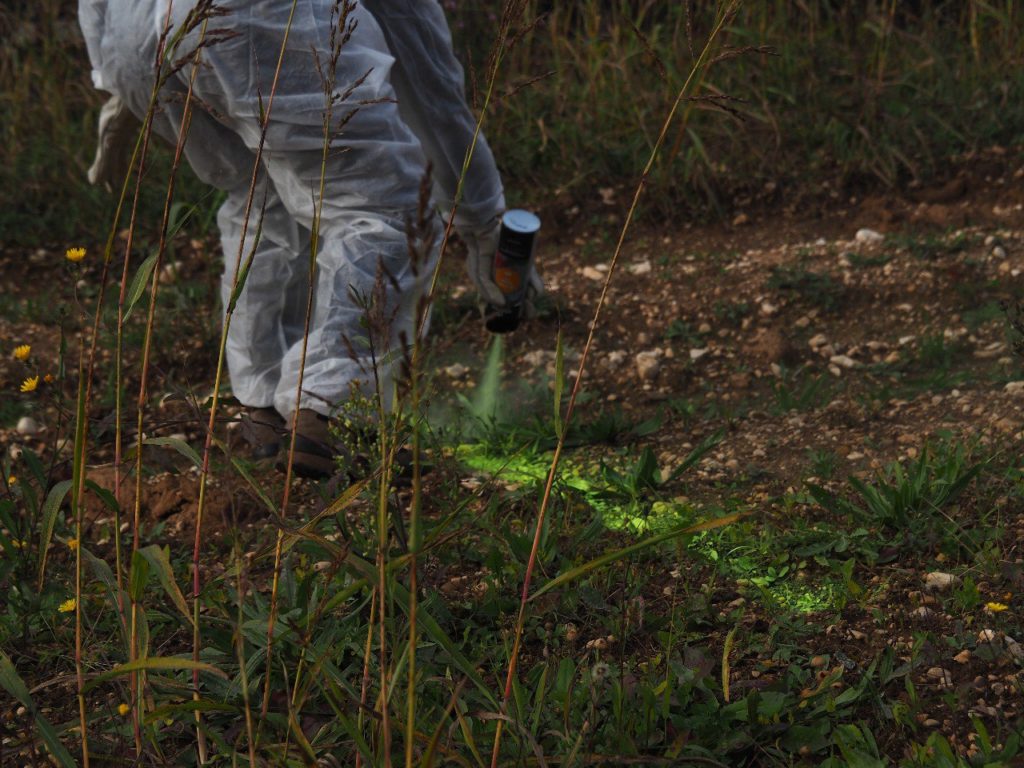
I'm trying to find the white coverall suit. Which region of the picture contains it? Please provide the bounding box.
[78,0,506,418]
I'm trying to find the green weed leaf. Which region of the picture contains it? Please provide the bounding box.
[84,656,227,692]
[140,436,202,468]
[129,549,151,602]
[0,652,77,767]
[530,512,741,600]
[36,479,73,588]
[139,544,192,625]
[124,253,159,321]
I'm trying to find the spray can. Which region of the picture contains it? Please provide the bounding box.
[485,209,541,334]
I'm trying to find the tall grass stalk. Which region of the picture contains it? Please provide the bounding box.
[404,173,437,766]
[129,12,213,759]
[356,589,377,768]
[402,1,533,762]
[70,341,89,768]
[489,4,740,765]
[260,0,358,753]
[102,5,187,755]
[191,0,300,755]
[233,544,258,766]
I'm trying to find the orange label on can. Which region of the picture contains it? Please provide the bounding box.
[495,264,522,294]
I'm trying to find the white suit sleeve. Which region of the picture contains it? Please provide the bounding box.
[79,0,111,89]
[364,0,505,229]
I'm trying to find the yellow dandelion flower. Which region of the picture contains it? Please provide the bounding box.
[20,376,39,393]
[6,476,16,486]
[65,247,87,263]
[986,601,1009,612]
[13,345,30,361]
[117,703,130,717]
[58,598,77,613]
[67,538,79,551]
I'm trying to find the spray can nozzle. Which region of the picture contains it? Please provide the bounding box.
[485,209,541,335]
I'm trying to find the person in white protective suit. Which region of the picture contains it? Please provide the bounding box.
[79,0,541,478]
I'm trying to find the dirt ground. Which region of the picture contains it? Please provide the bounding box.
[3,146,1024,760]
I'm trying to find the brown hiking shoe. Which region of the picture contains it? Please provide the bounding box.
[280,409,336,480]
[278,410,434,484]
[240,407,285,460]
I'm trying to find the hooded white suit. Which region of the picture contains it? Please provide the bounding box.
[79,0,505,417]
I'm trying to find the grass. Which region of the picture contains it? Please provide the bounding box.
[6,3,1024,244]
[3,1,1024,767]
[470,1,1024,218]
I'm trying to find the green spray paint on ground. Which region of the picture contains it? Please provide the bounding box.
[456,444,844,614]
[454,342,842,615]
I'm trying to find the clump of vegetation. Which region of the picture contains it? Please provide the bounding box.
[767,264,845,312]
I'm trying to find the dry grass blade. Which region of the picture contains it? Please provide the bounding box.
[490,3,741,765]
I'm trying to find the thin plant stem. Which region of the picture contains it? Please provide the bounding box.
[129,14,210,757]
[404,172,436,768]
[114,7,177,755]
[234,544,258,767]
[259,156,318,729]
[71,340,89,767]
[260,0,349,742]
[190,1,298,756]
[489,5,737,765]
[356,589,377,768]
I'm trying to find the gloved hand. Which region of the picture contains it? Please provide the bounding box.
[87,95,141,191]
[461,216,544,314]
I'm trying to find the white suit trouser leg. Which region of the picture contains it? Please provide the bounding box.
[85,0,439,418]
[218,180,311,410]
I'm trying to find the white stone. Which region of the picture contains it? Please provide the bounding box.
[158,260,184,285]
[606,350,627,367]
[855,228,885,245]
[924,572,958,592]
[760,301,778,316]
[829,354,859,369]
[1005,381,1024,397]
[15,416,41,436]
[522,350,549,368]
[444,363,469,379]
[581,266,604,282]
[1005,636,1024,661]
[809,333,828,349]
[689,348,709,361]
[628,260,652,276]
[635,351,661,381]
